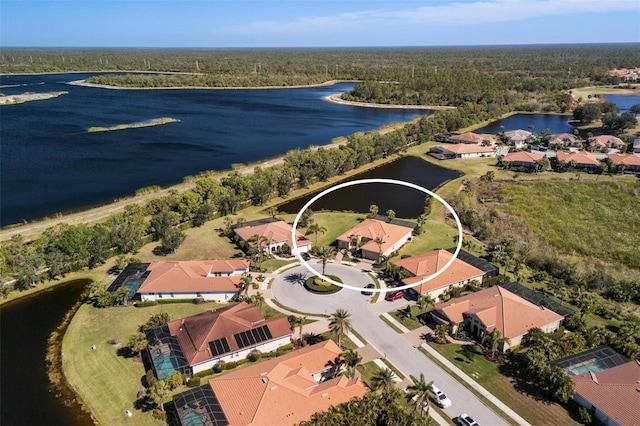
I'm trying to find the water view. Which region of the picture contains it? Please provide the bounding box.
[602,94,640,113]
[0,74,428,226]
[277,156,461,218]
[473,112,575,134]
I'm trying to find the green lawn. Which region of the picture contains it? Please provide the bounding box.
[427,342,580,426]
[356,361,381,388]
[309,212,364,247]
[389,306,429,331]
[62,302,229,426]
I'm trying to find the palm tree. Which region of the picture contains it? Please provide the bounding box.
[237,274,253,300]
[370,367,395,391]
[325,356,345,379]
[374,237,385,263]
[342,349,362,379]
[417,294,435,313]
[406,373,434,417]
[481,329,504,359]
[315,246,335,276]
[250,291,264,308]
[433,324,449,344]
[306,223,327,245]
[298,315,307,338]
[329,308,352,347]
[127,332,148,358]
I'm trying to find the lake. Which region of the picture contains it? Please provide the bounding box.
[277,156,462,218]
[473,113,575,134]
[602,94,640,113]
[0,74,428,226]
[0,280,94,426]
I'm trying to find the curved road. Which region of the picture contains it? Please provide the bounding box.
[272,262,510,426]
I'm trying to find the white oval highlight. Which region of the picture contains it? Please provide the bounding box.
[291,178,463,293]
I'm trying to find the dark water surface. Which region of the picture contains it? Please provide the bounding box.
[473,113,575,134]
[277,156,462,218]
[1,73,427,226]
[601,94,640,113]
[0,279,93,426]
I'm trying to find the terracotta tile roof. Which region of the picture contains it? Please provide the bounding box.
[439,144,497,155]
[234,220,311,250]
[556,150,601,166]
[336,219,413,255]
[449,132,495,144]
[504,129,534,142]
[572,360,640,426]
[591,135,625,148]
[393,249,485,294]
[608,153,640,166]
[432,286,564,340]
[138,260,250,294]
[503,151,544,164]
[166,302,292,366]
[549,133,578,145]
[208,340,369,425]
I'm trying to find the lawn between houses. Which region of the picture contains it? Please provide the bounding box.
[426,342,581,426]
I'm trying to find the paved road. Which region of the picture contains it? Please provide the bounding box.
[272,262,510,426]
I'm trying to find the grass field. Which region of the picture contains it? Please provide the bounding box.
[498,180,640,269]
[427,342,580,426]
[62,302,227,426]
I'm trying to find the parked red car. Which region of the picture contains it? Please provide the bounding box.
[385,290,405,301]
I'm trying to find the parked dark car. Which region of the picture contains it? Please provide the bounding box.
[301,252,311,261]
[361,283,375,296]
[385,290,405,301]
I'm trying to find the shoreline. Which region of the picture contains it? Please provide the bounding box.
[0,69,204,76]
[322,93,456,110]
[67,78,354,91]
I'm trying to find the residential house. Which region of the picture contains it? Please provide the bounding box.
[589,135,625,152]
[392,249,485,300]
[556,151,601,172]
[607,153,640,173]
[145,302,292,379]
[504,129,535,149]
[136,260,250,302]
[502,151,544,171]
[548,133,580,149]
[633,138,640,154]
[428,143,497,159]
[172,340,369,426]
[234,219,312,255]
[431,285,564,352]
[448,132,495,145]
[571,360,640,426]
[336,218,414,261]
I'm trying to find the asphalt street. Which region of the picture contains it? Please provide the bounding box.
[272,262,511,426]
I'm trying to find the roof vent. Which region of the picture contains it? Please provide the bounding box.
[261,377,268,384]
[321,393,329,398]
[270,386,278,391]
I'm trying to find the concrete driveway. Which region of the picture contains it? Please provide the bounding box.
[272,262,511,426]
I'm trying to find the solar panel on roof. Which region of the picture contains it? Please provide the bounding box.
[233,325,273,349]
[208,338,230,357]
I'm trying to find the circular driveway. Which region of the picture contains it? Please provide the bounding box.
[271,261,376,316]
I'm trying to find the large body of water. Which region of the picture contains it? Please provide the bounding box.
[278,156,461,218]
[0,280,94,426]
[0,74,427,226]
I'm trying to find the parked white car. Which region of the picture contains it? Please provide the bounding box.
[431,384,452,408]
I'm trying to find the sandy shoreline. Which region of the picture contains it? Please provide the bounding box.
[67,78,353,91]
[322,93,456,110]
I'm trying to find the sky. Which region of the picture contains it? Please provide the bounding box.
[1,0,639,48]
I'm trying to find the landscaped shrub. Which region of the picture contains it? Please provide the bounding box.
[304,275,342,294]
[247,350,261,362]
[213,361,225,373]
[187,377,201,387]
[224,361,238,370]
[135,300,158,307]
[157,298,196,304]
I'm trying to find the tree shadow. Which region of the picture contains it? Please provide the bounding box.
[284,272,307,285]
[134,395,156,413]
[302,332,327,346]
[117,347,134,358]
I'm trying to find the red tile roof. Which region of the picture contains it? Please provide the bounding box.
[393,249,485,294]
[432,286,564,340]
[234,221,311,250]
[336,219,413,255]
[439,144,496,155]
[591,135,625,149]
[556,151,601,166]
[449,132,495,144]
[138,260,250,294]
[208,340,369,425]
[549,133,578,145]
[608,153,640,166]
[503,151,544,164]
[572,360,640,426]
[167,302,292,367]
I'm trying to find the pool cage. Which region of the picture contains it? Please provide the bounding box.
[145,324,190,380]
[172,385,228,426]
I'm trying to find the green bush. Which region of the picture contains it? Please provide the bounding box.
[187,377,201,387]
[304,275,342,294]
[224,361,238,370]
[135,300,158,307]
[156,298,196,304]
[247,350,261,362]
[213,361,225,373]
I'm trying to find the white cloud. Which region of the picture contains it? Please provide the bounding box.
[219,0,640,35]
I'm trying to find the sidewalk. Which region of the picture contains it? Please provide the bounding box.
[380,313,531,426]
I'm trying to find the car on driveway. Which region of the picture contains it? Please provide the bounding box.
[361,283,375,296]
[301,252,311,261]
[456,413,479,426]
[385,290,405,301]
[431,385,451,408]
